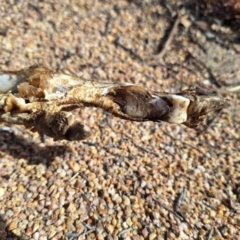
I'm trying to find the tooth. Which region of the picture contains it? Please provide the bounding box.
[163,95,190,123]
[0,73,25,93]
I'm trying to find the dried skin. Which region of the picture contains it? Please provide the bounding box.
[0,65,230,141]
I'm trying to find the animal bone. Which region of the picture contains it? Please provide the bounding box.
[0,65,230,141]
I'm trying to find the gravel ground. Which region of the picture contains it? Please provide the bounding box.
[0,0,240,239]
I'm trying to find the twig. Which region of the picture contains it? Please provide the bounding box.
[0,28,7,36]
[80,228,97,236]
[124,136,160,157]
[152,197,185,222]
[215,227,225,239]
[82,223,94,230]
[65,232,79,239]
[162,130,206,155]
[102,14,112,36]
[156,13,181,61]
[227,85,240,92]
[118,227,132,237]
[134,144,160,157]
[124,134,176,158]
[206,228,214,240]
[164,231,168,240]
[187,30,207,54]
[79,173,89,182]
[28,3,43,21]
[70,172,80,180]
[114,37,144,62]
[187,51,222,88]
[82,141,99,147]
[173,187,186,212]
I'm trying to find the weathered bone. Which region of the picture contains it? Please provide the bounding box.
[0,65,230,141]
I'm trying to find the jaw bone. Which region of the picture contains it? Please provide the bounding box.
[0,65,230,140]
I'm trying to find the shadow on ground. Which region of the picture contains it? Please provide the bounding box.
[0,215,24,240]
[0,128,71,166]
[184,0,240,45]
